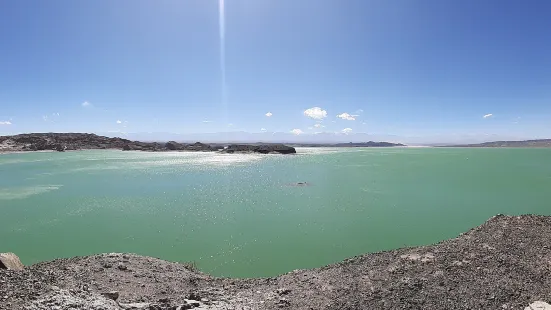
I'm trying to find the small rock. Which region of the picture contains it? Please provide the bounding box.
[117,263,128,271]
[177,305,193,310]
[101,291,119,301]
[185,299,201,307]
[277,297,291,307]
[119,302,151,309]
[158,297,170,303]
[277,288,291,295]
[525,301,551,310]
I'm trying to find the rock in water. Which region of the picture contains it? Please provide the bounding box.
[0,252,24,270]
[220,144,296,154]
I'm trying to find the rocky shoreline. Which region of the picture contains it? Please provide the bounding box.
[0,133,296,155]
[2,215,551,309]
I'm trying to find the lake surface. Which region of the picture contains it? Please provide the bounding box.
[2,148,551,277]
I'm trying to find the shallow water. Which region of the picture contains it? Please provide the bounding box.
[1,148,551,277]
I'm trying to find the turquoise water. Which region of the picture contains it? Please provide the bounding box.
[1,148,551,277]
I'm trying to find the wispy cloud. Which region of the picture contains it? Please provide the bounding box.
[341,128,353,134]
[42,115,48,121]
[291,128,303,135]
[355,109,364,114]
[53,112,60,116]
[0,120,12,125]
[202,120,212,123]
[228,123,233,127]
[304,107,327,120]
[314,123,324,128]
[265,112,273,117]
[483,113,493,119]
[260,128,267,132]
[82,101,92,107]
[337,112,356,121]
[116,120,122,124]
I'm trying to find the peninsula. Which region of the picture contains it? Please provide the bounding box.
[0,133,297,155]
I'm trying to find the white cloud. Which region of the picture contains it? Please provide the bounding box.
[0,121,12,125]
[116,120,122,124]
[355,109,364,114]
[53,112,60,116]
[228,123,233,127]
[483,113,493,119]
[314,123,324,128]
[260,128,267,132]
[337,112,356,121]
[362,122,367,125]
[202,120,212,123]
[290,129,303,135]
[303,107,327,120]
[341,128,353,134]
[82,101,91,107]
[42,115,48,121]
[265,112,273,117]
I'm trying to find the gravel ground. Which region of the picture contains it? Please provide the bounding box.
[2,214,551,309]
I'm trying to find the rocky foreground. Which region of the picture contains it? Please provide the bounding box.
[2,215,551,309]
[0,133,296,155]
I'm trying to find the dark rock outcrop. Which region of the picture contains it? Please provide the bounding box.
[220,144,296,154]
[2,133,133,152]
[54,144,66,152]
[165,141,184,150]
[0,133,297,155]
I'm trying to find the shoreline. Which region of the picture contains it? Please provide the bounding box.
[3,214,551,309]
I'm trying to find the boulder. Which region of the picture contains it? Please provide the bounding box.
[101,291,119,301]
[0,252,24,270]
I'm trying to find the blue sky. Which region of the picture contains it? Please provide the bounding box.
[1,0,551,143]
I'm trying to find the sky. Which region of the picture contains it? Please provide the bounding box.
[1,0,551,144]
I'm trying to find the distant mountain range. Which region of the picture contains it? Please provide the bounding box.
[447,139,551,147]
[289,141,405,147]
[100,131,408,145]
